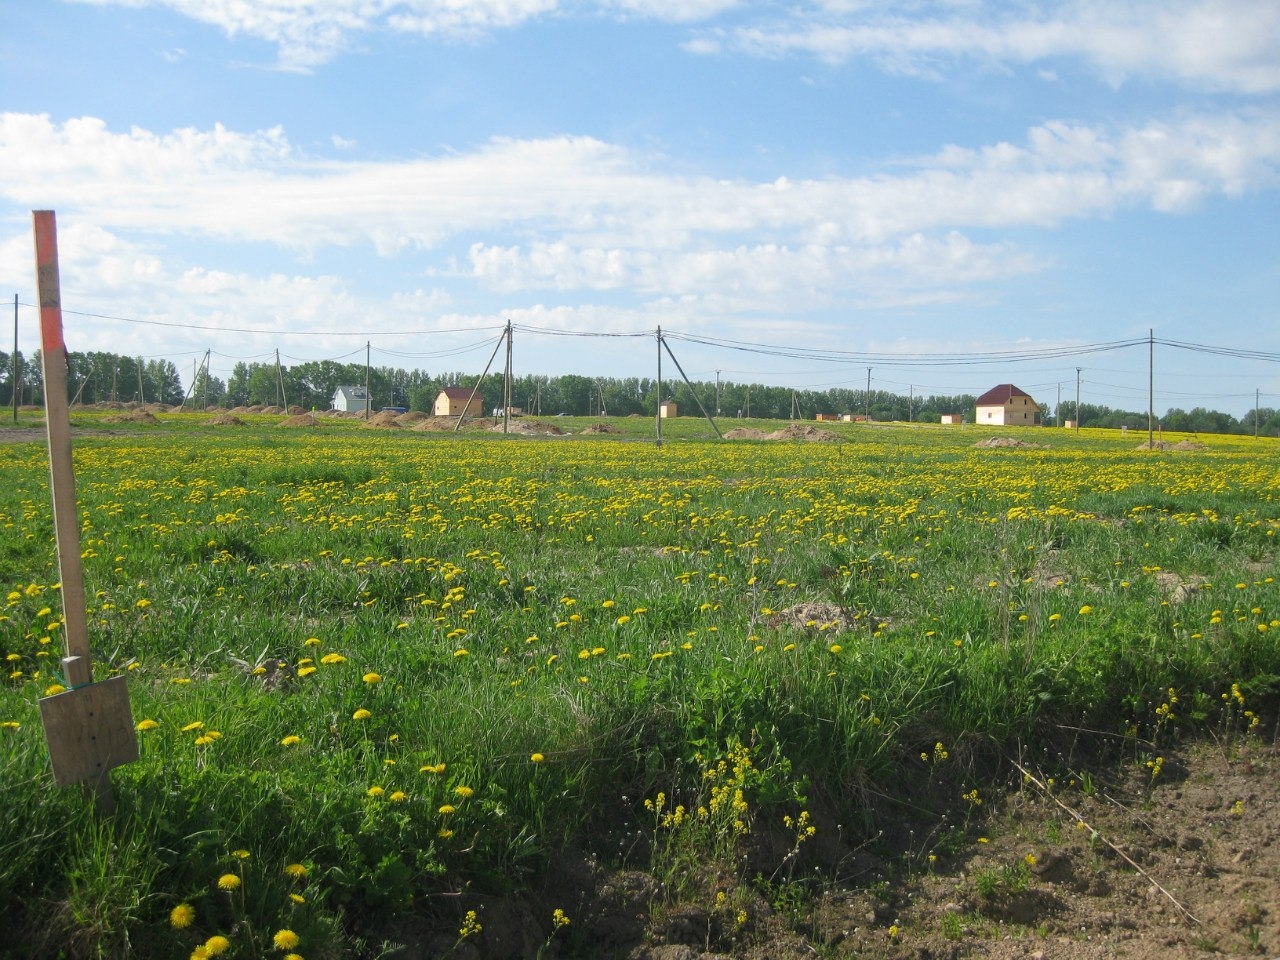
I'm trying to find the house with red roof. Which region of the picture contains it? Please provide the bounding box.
[975,384,1040,426]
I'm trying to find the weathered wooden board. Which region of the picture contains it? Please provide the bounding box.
[38,676,138,787]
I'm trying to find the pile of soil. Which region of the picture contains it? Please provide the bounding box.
[363,410,403,428]
[582,422,621,434]
[725,427,768,440]
[277,413,317,428]
[765,424,838,442]
[207,414,245,427]
[413,417,460,432]
[494,420,567,436]
[101,410,160,424]
[260,405,286,415]
[974,437,1041,448]
[396,411,430,426]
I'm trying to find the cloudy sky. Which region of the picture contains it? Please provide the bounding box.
[2,0,1278,414]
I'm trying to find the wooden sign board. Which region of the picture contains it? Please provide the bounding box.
[38,676,138,788]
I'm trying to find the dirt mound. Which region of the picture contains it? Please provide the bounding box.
[493,420,567,436]
[767,601,886,633]
[765,424,838,442]
[974,437,1041,448]
[102,410,160,424]
[413,416,458,432]
[229,406,251,414]
[581,422,621,434]
[94,401,126,410]
[396,411,429,425]
[364,410,403,428]
[724,427,767,440]
[287,405,305,415]
[207,414,245,426]
[278,413,317,428]
[261,405,286,415]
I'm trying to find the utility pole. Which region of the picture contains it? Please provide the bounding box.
[715,370,721,417]
[1075,368,1081,435]
[865,367,871,422]
[1152,330,1162,450]
[1056,382,1061,427]
[1256,389,1261,439]
[11,294,17,423]
[655,326,662,448]
[503,320,512,434]
[908,384,913,422]
[136,356,145,405]
[364,341,371,419]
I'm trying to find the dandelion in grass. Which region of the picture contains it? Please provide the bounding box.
[204,935,232,956]
[182,721,204,733]
[304,637,320,646]
[438,804,456,815]
[367,786,384,798]
[283,955,303,960]
[438,827,454,839]
[280,735,302,747]
[284,863,308,880]
[389,790,407,803]
[363,672,382,684]
[191,947,210,960]
[530,753,545,764]
[297,666,317,677]
[170,903,196,928]
[136,719,159,732]
[1078,604,1093,615]
[272,929,300,950]
[320,653,346,665]
[352,708,372,721]
[232,849,250,860]
[44,684,66,696]
[420,763,446,774]
[454,649,468,657]
[454,786,473,799]
[217,873,241,891]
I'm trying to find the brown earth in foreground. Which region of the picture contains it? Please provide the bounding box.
[426,734,1278,960]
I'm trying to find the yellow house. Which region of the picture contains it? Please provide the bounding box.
[434,387,483,418]
[659,402,678,418]
[975,384,1040,425]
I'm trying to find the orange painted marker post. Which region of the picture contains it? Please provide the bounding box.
[33,211,137,811]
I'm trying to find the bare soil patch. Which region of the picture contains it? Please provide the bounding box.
[975,437,1042,449]
[277,413,318,428]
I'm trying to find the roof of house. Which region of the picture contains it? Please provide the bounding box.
[975,384,1034,406]
[333,385,367,399]
[438,387,478,400]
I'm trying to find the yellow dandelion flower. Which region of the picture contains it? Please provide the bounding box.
[44,684,66,696]
[231,848,250,860]
[284,863,309,879]
[170,903,196,928]
[304,637,321,646]
[280,735,302,747]
[216,873,241,891]
[272,929,300,950]
[289,892,306,904]
[530,753,545,763]
[136,718,159,732]
[453,786,473,799]
[362,672,382,684]
[438,804,456,815]
[389,790,407,803]
[320,653,346,664]
[204,935,232,956]
[181,721,204,733]
[352,708,372,720]
[366,785,384,797]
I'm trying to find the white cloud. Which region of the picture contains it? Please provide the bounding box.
[3,110,1277,280]
[705,0,1280,94]
[69,0,737,69]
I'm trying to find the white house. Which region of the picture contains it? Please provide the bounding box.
[332,385,369,413]
[975,384,1040,426]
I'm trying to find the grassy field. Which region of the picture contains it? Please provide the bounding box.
[1,412,1277,958]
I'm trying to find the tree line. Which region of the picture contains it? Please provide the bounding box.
[2,348,1276,436]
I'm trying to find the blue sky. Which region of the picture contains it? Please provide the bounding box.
[2,0,1278,416]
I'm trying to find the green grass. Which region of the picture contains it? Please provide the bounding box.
[1,414,1277,956]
